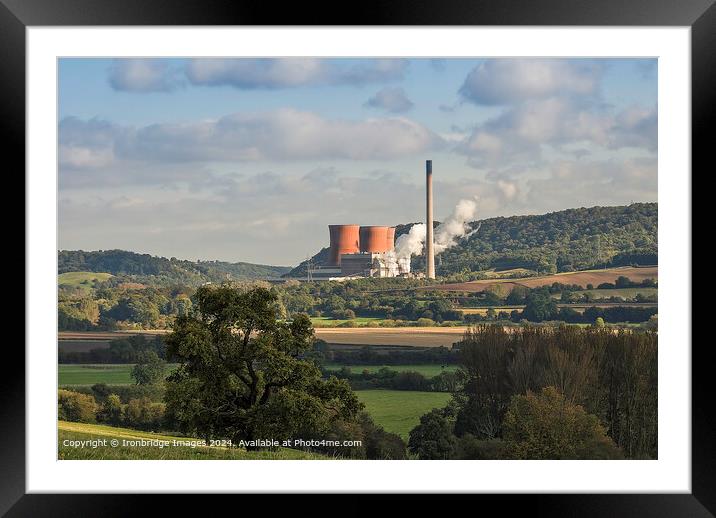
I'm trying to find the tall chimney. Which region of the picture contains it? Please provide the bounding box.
[426,160,435,279]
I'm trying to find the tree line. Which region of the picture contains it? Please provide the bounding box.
[407,324,657,459]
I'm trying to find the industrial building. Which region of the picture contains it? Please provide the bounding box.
[306,160,435,281]
[307,225,408,280]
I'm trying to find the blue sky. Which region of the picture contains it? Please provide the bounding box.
[58,58,657,266]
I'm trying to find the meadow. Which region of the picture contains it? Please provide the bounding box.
[59,364,180,386]
[58,421,326,460]
[355,390,452,439]
[58,271,113,292]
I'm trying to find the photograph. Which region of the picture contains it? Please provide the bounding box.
[56,56,659,461]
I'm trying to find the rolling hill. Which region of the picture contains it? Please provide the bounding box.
[286,203,657,277]
[58,249,292,286]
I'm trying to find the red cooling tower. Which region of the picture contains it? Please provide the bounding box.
[359,226,391,253]
[328,225,360,265]
[386,227,396,251]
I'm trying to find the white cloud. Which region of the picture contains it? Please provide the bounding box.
[460,59,603,106]
[108,59,182,92]
[185,58,408,89]
[62,110,443,166]
[365,87,414,113]
[458,98,657,166]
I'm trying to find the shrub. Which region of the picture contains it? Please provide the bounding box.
[455,435,507,459]
[124,397,166,431]
[503,386,623,459]
[416,318,436,327]
[58,389,97,423]
[97,394,123,426]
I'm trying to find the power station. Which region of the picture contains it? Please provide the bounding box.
[306,160,435,281]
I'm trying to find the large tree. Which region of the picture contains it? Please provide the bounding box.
[164,285,361,446]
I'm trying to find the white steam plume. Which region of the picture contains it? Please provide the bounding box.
[394,197,479,262]
[433,197,478,253]
[394,223,426,261]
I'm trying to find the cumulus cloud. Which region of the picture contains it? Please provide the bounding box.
[58,110,444,187]
[185,58,408,89]
[108,59,182,92]
[458,98,657,166]
[117,109,442,162]
[365,87,414,113]
[59,117,119,169]
[460,59,603,106]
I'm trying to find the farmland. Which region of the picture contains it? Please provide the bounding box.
[355,390,452,439]
[315,327,467,347]
[325,363,457,377]
[424,266,658,294]
[58,421,326,460]
[59,364,180,386]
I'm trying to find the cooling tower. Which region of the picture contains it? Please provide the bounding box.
[359,226,391,253]
[328,225,360,266]
[386,227,396,251]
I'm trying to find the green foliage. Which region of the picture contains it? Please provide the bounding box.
[450,325,657,458]
[59,249,290,285]
[522,288,558,322]
[454,435,507,460]
[407,408,457,459]
[163,285,363,446]
[503,387,623,459]
[124,397,166,431]
[131,350,167,385]
[58,389,97,423]
[97,394,123,426]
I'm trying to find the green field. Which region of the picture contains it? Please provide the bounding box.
[310,316,386,327]
[59,364,180,386]
[325,363,457,378]
[58,271,113,292]
[574,287,657,299]
[58,421,326,460]
[355,390,451,439]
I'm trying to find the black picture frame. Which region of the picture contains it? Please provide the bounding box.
[5,0,711,512]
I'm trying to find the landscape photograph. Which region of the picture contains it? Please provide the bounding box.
[58,57,658,461]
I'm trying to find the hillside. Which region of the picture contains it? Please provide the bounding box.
[59,249,291,286]
[286,203,657,277]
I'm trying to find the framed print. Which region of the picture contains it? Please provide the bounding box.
[6,0,713,512]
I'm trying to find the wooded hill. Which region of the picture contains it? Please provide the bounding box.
[59,249,291,286]
[286,203,657,278]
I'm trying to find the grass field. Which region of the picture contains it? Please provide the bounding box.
[59,364,180,386]
[564,287,658,299]
[355,390,452,439]
[325,363,457,377]
[58,271,113,292]
[58,421,326,460]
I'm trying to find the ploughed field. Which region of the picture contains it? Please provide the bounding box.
[422,266,658,294]
[314,327,467,347]
[58,421,326,460]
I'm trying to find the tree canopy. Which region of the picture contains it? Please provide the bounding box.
[163,285,362,445]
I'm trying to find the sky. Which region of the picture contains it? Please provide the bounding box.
[58,58,657,266]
